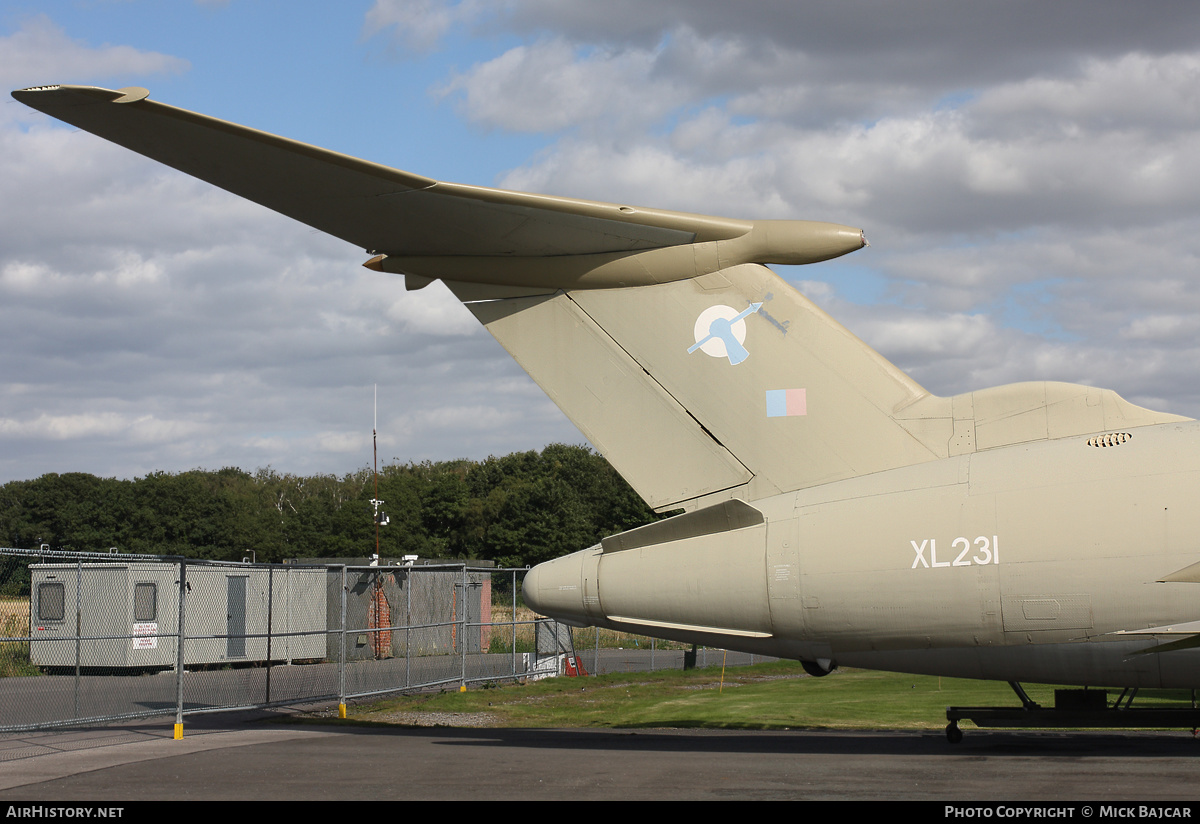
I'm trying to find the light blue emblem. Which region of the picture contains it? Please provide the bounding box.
[688,303,763,365]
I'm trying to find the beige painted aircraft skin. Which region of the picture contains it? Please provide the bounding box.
[16,84,1200,689]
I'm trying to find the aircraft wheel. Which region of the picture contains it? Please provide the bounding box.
[946,722,963,744]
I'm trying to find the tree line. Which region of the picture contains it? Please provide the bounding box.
[0,444,663,568]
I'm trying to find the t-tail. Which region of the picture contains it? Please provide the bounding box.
[10,83,929,513]
[14,83,1177,515]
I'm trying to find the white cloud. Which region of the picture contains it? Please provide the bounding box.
[0,15,187,109]
[384,281,480,337]
[1119,314,1200,342]
[858,313,997,360]
[973,52,1200,136]
[0,412,204,442]
[436,37,676,134]
[363,0,487,55]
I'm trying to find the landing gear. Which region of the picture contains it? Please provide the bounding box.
[1008,680,1041,709]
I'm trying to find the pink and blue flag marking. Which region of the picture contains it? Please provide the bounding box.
[766,388,807,417]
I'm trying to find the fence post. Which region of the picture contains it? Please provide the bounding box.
[265,565,274,705]
[510,570,517,678]
[459,564,467,690]
[174,559,187,739]
[73,559,81,720]
[405,566,411,690]
[338,565,347,719]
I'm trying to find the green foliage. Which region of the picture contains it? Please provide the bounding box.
[487,635,536,654]
[0,601,37,677]
[0,642,38,678]
[0,445,662,567]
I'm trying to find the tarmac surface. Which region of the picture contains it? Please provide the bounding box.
[1,708,1199,801]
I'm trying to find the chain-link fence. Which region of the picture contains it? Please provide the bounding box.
[0,548,772,733]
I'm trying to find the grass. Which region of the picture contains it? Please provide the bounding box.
[338,661,1198,732]
[336,662,1200,734]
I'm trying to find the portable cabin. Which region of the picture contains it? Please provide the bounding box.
[29,563,327,669]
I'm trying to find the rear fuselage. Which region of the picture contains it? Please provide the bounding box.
[525,420,1200,687]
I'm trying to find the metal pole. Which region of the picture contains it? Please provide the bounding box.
[265,565,274,705]
[405,567,411,689]
[174,560,187,739]
[337,565,347,719]
[510,570,517,677]
[459,564,467,690]
[73,559,81,720]
[594,626,599,676]
[651,636,655,671]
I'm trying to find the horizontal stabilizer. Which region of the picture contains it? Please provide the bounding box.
[12,84,864,281]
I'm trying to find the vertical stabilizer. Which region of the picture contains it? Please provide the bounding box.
[457,263,940,511]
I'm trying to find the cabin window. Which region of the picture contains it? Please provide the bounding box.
[37,582,65,621]
[134,583,157,622]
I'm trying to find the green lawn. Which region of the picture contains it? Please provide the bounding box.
[332,662,1195,731]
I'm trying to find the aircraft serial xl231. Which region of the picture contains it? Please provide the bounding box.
[16,85,1200,716]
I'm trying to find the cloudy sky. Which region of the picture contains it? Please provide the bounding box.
[3,1,1200,484]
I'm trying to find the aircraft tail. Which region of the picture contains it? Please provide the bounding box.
[453,263,941,511]
[14,85,1185,513]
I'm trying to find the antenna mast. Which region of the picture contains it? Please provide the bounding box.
[369,384,388,564]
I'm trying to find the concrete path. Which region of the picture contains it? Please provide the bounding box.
[2,711,1199,801]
